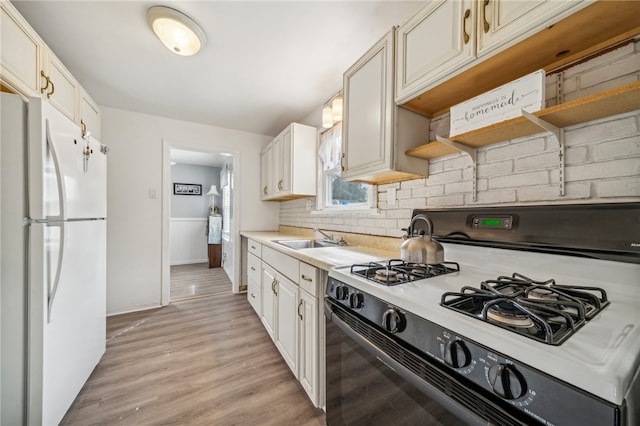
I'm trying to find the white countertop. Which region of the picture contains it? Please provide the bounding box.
[240,231,397,271]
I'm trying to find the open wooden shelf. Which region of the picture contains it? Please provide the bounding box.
[406,81,640,160]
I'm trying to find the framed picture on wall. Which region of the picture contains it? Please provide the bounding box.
[173,183,202,195]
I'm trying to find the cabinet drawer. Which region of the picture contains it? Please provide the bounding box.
[248,239,262,257]
[247,277,261,316]
[247,252,261,285]
[299,262,318,297]
[262,246,299,283]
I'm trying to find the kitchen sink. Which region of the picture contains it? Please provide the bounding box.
[274,239,344,250]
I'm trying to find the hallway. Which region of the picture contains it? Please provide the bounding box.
[170,263,232,301]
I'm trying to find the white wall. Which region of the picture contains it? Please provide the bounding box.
[102,107,277,315]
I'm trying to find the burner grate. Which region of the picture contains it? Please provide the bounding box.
[441,273,609,345]
[351,259,460,286]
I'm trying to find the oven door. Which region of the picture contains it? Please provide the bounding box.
[325,298,532,426]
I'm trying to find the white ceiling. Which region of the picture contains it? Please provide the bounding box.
[13,0,424,137]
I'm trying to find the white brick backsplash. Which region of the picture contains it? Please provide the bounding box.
[412,185,443,198]
[427,194,464,207]
[399,197,427,209]
[515,151,558,172]
[485,138,545,162]
[593,137,640,161]
[426,169,463,185]
[566,115,638,146]
[445,180,473,194]
[596,177,640,198]
[400,178,426,189]
[517,182,591,202]
[566,158,640,181]
[473,189,516,204]
[477,160,513,178]
[565,146,589,164]
[278,46,640,238]
[489,171,549,189]
[580,54,640,88]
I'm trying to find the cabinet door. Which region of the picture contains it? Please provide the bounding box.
[279,127,292,194]
[261,263,277,339]
[477,0,585,56]
[276,274,298,377]
[298,289,318,405]
[342,29,394,181]
[42,49,78,122]
[0,3,43,96]
[80,88,101,141]
[396,0,476,103]
[260,144,272,200]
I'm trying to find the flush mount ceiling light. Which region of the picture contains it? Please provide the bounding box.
[147,5,206,56]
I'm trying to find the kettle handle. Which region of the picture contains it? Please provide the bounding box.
[407,215,434,240]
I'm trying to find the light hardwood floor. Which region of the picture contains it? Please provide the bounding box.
[170,263,232,301]
[61,293,326,425]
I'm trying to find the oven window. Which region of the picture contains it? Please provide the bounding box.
[325,315,467,426]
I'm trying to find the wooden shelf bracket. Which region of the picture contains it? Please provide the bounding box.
[521,110,566,196]
[435,135,478,202]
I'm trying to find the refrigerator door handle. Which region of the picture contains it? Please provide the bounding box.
[47,222,65,323]
[45,119,66,222]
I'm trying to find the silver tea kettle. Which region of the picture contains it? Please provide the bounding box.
[400,214,445,264]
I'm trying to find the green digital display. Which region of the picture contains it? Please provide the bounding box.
[482,218,503,227]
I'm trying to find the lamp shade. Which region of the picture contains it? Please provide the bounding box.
[322,105,333,129]
[147,6,206,56]
[207,185,220,196]
[331,96,343,122]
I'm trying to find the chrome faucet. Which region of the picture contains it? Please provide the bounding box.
[313,228,334,241]
[313,228,347,246]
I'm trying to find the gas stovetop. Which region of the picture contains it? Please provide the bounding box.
[350,259,460,285]
[440,272,609,345]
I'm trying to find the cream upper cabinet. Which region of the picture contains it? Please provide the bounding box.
[477,0,587,56]
[396,0,476,104]
[260,144,272,200]
[80,88,101,141]
[262,122,316,201]
[0,2,101,139]
[42,48,78,122]
[342,29,430,185]
[0,2,44,96]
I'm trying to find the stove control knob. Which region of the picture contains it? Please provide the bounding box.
[336,286,349,301]
[487,364,527,400]
[382,308,406,333]
[443,340,471,369]
[349,293,364,309]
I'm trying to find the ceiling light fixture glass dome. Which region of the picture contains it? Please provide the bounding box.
[147,6,206,56]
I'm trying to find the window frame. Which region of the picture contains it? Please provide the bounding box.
[315,123,376,213]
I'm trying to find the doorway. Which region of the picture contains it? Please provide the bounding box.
[161,142,239,305]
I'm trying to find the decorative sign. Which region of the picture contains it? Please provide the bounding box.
[173,183,202,195]
[450,70,545,136]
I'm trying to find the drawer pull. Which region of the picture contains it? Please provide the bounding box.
[463,8,471,44]
[251,245,256,249]
[251,293,256,299]
[301,274,313,282]
[250,266,256,271]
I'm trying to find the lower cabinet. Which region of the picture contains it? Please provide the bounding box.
[275,275,299,376]
[245,240,323,407]
[298,287,318,403]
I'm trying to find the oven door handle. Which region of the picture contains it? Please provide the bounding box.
[324,298,516,426]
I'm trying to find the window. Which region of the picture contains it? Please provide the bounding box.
[317,122,374,210]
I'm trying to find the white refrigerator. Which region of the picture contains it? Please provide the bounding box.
[1,93,107,425]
